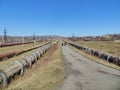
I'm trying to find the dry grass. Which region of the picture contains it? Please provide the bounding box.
[5,43,65,90]
[0,42,44,54]
[0,42,45,67]
[69,45,120,71]
[0,48,40,68]
[77,41,120,56]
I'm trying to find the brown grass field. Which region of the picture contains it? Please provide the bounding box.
[0,42,44,54]
[77,41,120,56]
[0,42,45,68]
[5,42,65,90]
[0,47,40,68]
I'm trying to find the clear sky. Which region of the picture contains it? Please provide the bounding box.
[0,0,120,36]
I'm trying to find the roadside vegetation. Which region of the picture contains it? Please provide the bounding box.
[69,45,120,70]
[6,42,65,90]
[77,41,120,56]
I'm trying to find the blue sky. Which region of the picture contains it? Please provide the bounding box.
[0,0,120,36]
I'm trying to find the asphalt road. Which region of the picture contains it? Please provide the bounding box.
[59,45,120,90]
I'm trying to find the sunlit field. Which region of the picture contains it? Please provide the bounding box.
[77,41,120,56]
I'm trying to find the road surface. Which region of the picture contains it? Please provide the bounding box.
[59,45,120,90]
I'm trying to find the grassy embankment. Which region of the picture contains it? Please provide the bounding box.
[0,42,44,54]
[5,42,65,90]
[0,42,44,67]
[69,41,120,70]
[77,41,120,56]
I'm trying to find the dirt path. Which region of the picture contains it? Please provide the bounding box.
[59,46,120,90]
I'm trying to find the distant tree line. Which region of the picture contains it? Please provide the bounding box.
[68,34,120,41]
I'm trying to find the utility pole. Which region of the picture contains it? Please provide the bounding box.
[33,33,35,41]
[72,33,75,42]
[3,28,7,44]
[33,33,36,43]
